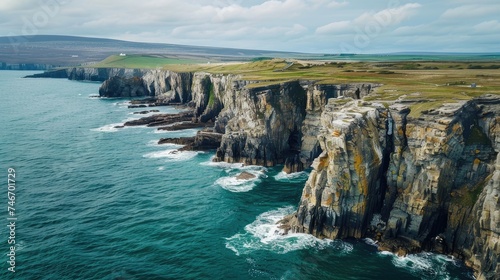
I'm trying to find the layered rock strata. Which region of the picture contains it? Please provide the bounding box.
[285,96,499,280]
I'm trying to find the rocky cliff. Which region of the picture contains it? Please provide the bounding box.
[93,68,377,168]
[32,66,499,279]
[25,67,141,81]
[285,95,499,280]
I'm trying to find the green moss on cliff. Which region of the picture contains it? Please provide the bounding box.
[465,125,491,146]
[208,83,215,107]
[452,175,491,207]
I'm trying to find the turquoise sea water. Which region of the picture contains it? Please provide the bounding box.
[0,71,474,279]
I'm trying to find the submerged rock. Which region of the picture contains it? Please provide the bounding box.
[236,171,256,180]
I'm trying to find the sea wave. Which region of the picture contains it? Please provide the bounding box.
[142,149,200,161]
[201,157,267,172]
[146,140,184,149]
[379,251,465,280]
[214,170,264,193]
[90,123,124,133]
[200,158,244,169]
[225,206,352,255]
[205,158,268,192]
[273,171,309,182]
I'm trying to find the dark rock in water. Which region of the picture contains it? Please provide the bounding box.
[100,76,150,97]
[187,131,222,150]
[158,130,222,152]
[128,105,148,108]
[133,110,160,115]
[124,111,194,127]
[158,121,213,131]
[158,137,194,146]
[113,125,124,129]
[236,171,256,180]
[130,98,157,105]
[283,154,304,173]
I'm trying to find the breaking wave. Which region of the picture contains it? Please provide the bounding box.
[225,206,352,255]
[90,123,124,133]
[274,171,309,182]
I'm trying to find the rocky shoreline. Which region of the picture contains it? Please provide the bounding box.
[34,67,499,279]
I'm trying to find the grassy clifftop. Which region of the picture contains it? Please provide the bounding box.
[91,54,204,69]
[93,55,500,115]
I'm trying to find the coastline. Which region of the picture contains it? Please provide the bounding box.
[26,63,500,279]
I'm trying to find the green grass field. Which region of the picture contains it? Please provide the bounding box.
[94,55,500,116]
[91,55,204,69]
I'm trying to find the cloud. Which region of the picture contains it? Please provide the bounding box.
[0,0,499,53]
[316,3,421,35]
[474,20,500,33]
[327,1,349,8]
[441,4,500,20]
[316,21,350,34]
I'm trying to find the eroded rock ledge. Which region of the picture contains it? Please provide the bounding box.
[37,67,499,279]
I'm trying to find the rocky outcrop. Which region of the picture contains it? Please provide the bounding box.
[213,81,308,166]
[114,70,380,168]
[285,95,499,279]
[123,111,194,127]
[99,76,149,97]
[159,129,223,151]
[25,67,143,81]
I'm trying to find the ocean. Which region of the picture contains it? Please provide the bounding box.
[0,71,474,279]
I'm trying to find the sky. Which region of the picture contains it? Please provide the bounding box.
[0,0,499,53]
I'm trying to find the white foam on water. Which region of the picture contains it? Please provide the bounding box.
[111,101,132,107]
[214,169,265,193]
[214,176,258,193]
[379,251,463,279]
[163,150,200,161]
[274,171,309,182]
[202,156,269,192]
[90,123,124,133]
[143,149,200,161]
[143,149,176,158]
[201,158,267,173]
[158,166,165,171]
[146,140,184,149]
[123,117,140,122]
[225,206,352,255]
[379,250,394,256]
[363,238,378,247]
[200,157,245,169]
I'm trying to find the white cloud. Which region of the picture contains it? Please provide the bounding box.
[474,20,500,33]
[316,21,350,34]
[354,3,421,27]
[0,0,498,53]
[441,4,500,20]
[316,3,421,35]
[327,1,349,8]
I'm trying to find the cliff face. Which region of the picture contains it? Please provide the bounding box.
[214,81,307,166]
[94,68,378,168]
[34,67,499,278]
[26,67,143,81]
[287,96,499,279]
